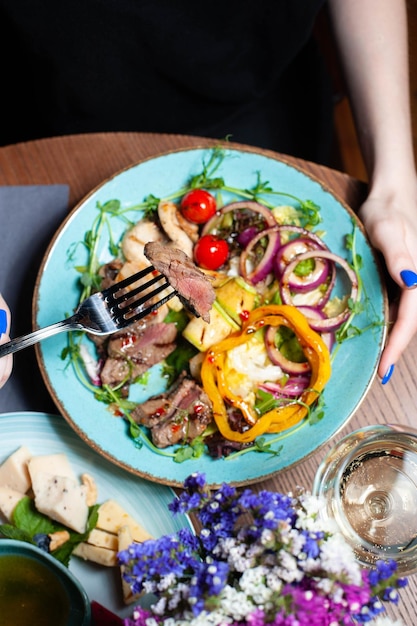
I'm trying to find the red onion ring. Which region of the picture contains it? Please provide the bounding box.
[201,200,277,236]
[239,226,281,284]
[297,305,335,352]
[275,238,323,276]
[281,250,359,331]
[273,225,330,251]
[260,376,310,398]
[264,325,311,375]
[236,226,259,248]
[275,238,331,292]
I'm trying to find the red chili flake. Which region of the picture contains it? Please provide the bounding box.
[193,403,204,414]
[151,309,159,316]
[207,352,215,363]
[171,423,181,433]
[121,335,137,348]
[153,406,166,418]
[239,310,250,322]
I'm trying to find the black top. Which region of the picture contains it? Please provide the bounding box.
[0,0,332,162]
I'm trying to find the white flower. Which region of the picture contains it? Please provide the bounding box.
[152,596,167,616]
[218,585,257,621]
[370,617,405,626]
[276,548,304,583]
[314,533,363,586]
[214,537,254,572]
[157,573,177,591]
[286,528,307,557]
[296,493,339,534]
[239,566,272,604]
[265,566,284,593]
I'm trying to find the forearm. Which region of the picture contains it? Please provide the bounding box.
[328,0,416,190]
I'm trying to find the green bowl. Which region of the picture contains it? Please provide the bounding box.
[0,539,91,626]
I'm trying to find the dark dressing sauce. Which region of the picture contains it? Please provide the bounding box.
[0,554,70,626]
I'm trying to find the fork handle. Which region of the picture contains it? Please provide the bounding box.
[0,316,82,357]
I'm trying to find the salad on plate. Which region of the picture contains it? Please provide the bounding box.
[62,148,379,465]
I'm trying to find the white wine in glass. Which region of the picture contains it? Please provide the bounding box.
[313,424,417,575]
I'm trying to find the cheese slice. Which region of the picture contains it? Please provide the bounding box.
[73,542,117,567]
[0,446,32,493]
[32,473,89,534]
[0,486,25,521]
[97,500,153,542]
[118,525,143,605]
[28,453,76,493]
[86,528,118,551]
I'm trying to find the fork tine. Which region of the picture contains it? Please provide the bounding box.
[110,273,169,306]
[101,264,156,298]
[113,283,177,326]
[119,289,178,326]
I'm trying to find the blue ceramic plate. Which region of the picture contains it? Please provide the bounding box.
[0,411,192,619]
[34,147,387,487]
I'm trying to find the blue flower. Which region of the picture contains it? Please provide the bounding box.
[368,560,397,586]
[301,532,320,559]
[183,472,207,491]
[121,474,408,626]
[188,560,229,616]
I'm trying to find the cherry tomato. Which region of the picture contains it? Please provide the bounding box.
[194,234,229,270]
[180,189,217,224]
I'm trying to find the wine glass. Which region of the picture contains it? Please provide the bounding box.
[312,424,417,574]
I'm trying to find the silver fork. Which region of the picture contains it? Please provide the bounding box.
[0,266,176,357]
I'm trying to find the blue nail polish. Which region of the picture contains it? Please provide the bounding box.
[400,269,417,288]
[382,363,395,385]
[0,309,7,337]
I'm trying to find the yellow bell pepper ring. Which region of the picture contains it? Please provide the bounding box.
[200,304,332,443]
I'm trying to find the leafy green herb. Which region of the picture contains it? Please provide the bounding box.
[0,524,33,543]
[188,148,226,190]
[163,339,199,387]
[294,258,315,277]
[141,193,162,218]
[250,437,283,456]
[174,436,206,463]
[308,395,326,425]
[254,388,281,415]
[0,497,99,567]
[163,308,190,332]
[12,497,57,536]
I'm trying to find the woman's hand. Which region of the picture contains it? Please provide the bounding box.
[359,178,417,382]
[328,0,417,382]
[0,294,13,388]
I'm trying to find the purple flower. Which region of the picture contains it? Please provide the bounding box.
[121,473,407,626]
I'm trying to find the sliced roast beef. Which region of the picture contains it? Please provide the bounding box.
[100,342,176,388]
[143,241,215,322]
[99,320,177,388]
[107,321,177,360]
[132,374,212,448]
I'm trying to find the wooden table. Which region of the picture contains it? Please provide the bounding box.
[1,132,416,623]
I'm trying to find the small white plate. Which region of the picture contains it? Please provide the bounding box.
[0,411,192,619]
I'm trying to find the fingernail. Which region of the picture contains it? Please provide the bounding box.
[0,309,7,337]
[400,269,417,288]
[381,363,395,385]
